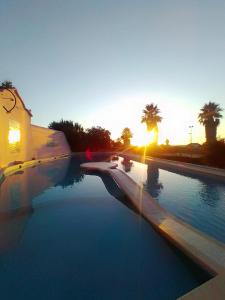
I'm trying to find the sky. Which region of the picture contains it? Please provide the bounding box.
[1,0,225,145]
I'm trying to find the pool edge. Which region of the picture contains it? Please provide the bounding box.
[0,154,71,182]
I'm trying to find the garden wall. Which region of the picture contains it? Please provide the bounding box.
[31,125,70,159]
[0,88,70,168]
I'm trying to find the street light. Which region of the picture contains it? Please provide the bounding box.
[189,126,194,144]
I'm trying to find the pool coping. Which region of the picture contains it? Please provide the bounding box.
[121,153,225,181]
[0,154,71,183]
[81,161,225,300]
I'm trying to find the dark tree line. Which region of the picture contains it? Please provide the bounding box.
[49,120,113,152]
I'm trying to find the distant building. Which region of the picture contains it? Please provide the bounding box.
[186,143,202,150]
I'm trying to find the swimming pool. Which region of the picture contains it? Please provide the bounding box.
[0,155,210,299]
[117,155,225,244]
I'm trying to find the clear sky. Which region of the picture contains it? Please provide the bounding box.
[1,0,225,145]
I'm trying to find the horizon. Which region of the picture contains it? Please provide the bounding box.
[1,0,225,145]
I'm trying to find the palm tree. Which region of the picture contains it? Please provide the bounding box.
[141,103,162,144]
[121,127,133,146]
[198,102,223,144]
[0,80,13,88]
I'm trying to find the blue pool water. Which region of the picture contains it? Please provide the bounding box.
[0,155,210,300]
[117,156,225,244]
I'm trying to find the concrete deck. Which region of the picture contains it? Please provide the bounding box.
[81,161,225,300]
[81,162,117,172]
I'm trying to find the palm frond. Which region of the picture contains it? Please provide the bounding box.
[198,101,223,125]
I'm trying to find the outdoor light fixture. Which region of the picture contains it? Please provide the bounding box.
[189,125,194,144]
[8,119,21,154]
[8,128,21,144]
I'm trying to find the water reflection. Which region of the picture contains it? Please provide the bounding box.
[199,183,221,207]
[0,154,114,253]
[151,161,224,208]
[0,158,70,252]
[84,170,137,213]
[144,163,163,198]
[55,156,85,188]
[121,157,133,173]
[55,154,113,188]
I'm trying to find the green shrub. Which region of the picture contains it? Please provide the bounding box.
[204,140,225,168]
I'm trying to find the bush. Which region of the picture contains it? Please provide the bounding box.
[49,120,113,152]
[204,140,225,168]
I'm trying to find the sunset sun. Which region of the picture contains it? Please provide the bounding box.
[132,130,155,146]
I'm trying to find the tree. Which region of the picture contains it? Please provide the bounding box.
[141,103,162,144]
[198,102,223,144]
[49,121,113,152]
[0,80,13,88]
[85,126,111,151]
[165,138,170,146]
[121,127,133,146]
[111,138,123,151]
[49,120,85,151]
[204,139,225,168]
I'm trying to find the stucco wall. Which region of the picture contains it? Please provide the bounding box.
[0,88,70,168]
[31,125,70,159]
[0,88,32,168]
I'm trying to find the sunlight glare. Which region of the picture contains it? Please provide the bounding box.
[147,130,155,144]
[8,129,21,144]
[132,130,155,146]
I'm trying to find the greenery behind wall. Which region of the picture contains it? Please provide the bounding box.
[49,119,225,168]
[48,120,113,152]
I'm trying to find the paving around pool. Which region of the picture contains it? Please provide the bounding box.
[0,153,224,299]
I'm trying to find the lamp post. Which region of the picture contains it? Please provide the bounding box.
[189,126,194,158]
[189,126,194,144]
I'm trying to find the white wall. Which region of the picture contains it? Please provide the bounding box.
[0,88,32,167]
[31,125,71,159]
[0,88,70,168]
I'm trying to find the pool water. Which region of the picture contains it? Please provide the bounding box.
[0,155,210,300]
[117,156,225,244]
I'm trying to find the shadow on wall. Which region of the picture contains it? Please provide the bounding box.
[0,89,70,168]
[31,126,71,160]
